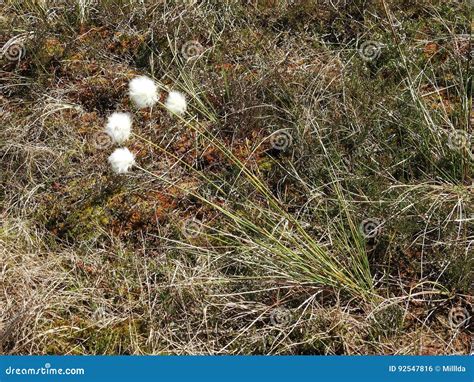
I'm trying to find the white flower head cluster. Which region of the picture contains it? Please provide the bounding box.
[108,147,135,174]
[165,90,187,115]
[98,76,190,174]
[129,75,159,109]
[105,112,132,144]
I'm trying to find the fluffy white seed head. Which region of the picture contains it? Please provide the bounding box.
[105,112,132,144]
[165,91,187,115]
[108,147,135,174]
[129,75,159,109]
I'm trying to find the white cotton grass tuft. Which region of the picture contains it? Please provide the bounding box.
[105,112,132,144]
[129,75,159,109]
[108,147,135,174]
[165,91,187,115]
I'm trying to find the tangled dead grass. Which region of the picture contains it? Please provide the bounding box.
[0,0,472,354]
